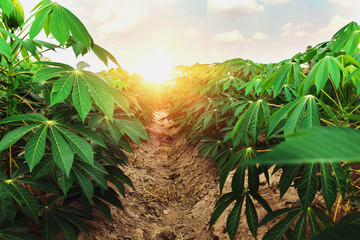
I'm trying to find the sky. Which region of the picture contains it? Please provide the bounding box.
[21,0,360,77]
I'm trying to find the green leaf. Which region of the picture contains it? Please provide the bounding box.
[50,5,70,45]
[77,161,108,190]
[93,198,111,220]
[298,163,317,208]
[82,72,114,119]
[34,67,68,82]
[254,127,360,165]
[73,167,93,202]
[57,169,73,196]
[309,224,360,240]
[92,44,120,67]
[220,151,244,193]
[245,194,258,238]
[267,98,302,138]
[0,124,41,152]
[52,208,88,235]
[30,6,53,40]
[25,125,48,170]
[330,162,347,199]
[115,118,150,145]
[0,182,39,221]
[0,0,12,16]
[0,113,47,124]
[41,208,57,240]
[263,210,302,240]
[49,211,77,240]
[280,165,301,198]
[284,97,307,135]
[55,126,94,166]
[320,162,337,211]
[260,206,302,226]
[226,197,244,240]
[289,213,307,240]
[304,95,320,129]
[51,73,75,106]
[60,123,106,148]
[72,76,92,122]
[62,7,92,48]
[0,36,12,58]
[15,177,57,194]
[49,126,74,176]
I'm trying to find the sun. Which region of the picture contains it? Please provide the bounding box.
[137,49,173,83]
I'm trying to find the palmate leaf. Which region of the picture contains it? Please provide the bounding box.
[60,123,106,148]
[232,99,268,146]
[115,118,150,145]
[34,67,69,82]
[0,0,12,16]
[297,163,318,208]
[62,7,92,48]
[49,126,74,176]
[81,71,114,119]
[41,207,57,240]
[29,5,53,40]
[0,182,39,221]
[50,73,75,106]
[220,151,244,193]
[25,125,48,170]
[92,44,120,67]
[319,162,337,211]
[0,36,12,58]
[57,169,74,196]
[51,207,88,235]
[245,194,258,238]
[279,164,301,198]
[77,160,108,190]
[262,210,302,240]
[0,124,41,152]
[0,188,16,223]
[55,126,94,166]
[72,167,93,203]
[254,127,360,165]
[49,211,77,240]
[50,5,70,46]
[301,56,347,94]
[226,196,245,240]
[72,74,92,122]
[289,214,307,240]
[0,113,47,124]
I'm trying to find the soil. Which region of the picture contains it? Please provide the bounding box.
[77,110,298,240]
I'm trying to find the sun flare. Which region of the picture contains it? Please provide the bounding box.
[138,50,173,83]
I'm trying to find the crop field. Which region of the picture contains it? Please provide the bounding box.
[0,1,360,240]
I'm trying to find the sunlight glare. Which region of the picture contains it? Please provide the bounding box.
[138,50,173,83]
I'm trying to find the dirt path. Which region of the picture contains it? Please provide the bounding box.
[79,110,296,240]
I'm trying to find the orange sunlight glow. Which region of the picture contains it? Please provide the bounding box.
[138,49,173,83]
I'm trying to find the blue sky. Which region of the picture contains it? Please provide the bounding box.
[21,0,360,77]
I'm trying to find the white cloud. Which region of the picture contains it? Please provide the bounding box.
[281,22,312,38]
[261,0,290,3]
[329,0,358,9]
[280,15,354,41]
[207,0,264,18]
[252,32,269,40]
[214,30,248,42]
[183,28,199,39]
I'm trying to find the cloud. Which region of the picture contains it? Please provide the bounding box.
[280,15,352,40]
[252,32,269,40]
[214,30,248,42]
[261,0,291,3]
[207,0,264,18]
[183,28,199,39]
[329,0,358,9]
[281,22,312,38]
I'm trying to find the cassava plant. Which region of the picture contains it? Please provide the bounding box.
[165,22,360,239]
[0,1,149,239]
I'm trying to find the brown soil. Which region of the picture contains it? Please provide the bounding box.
[78,110,298,240]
